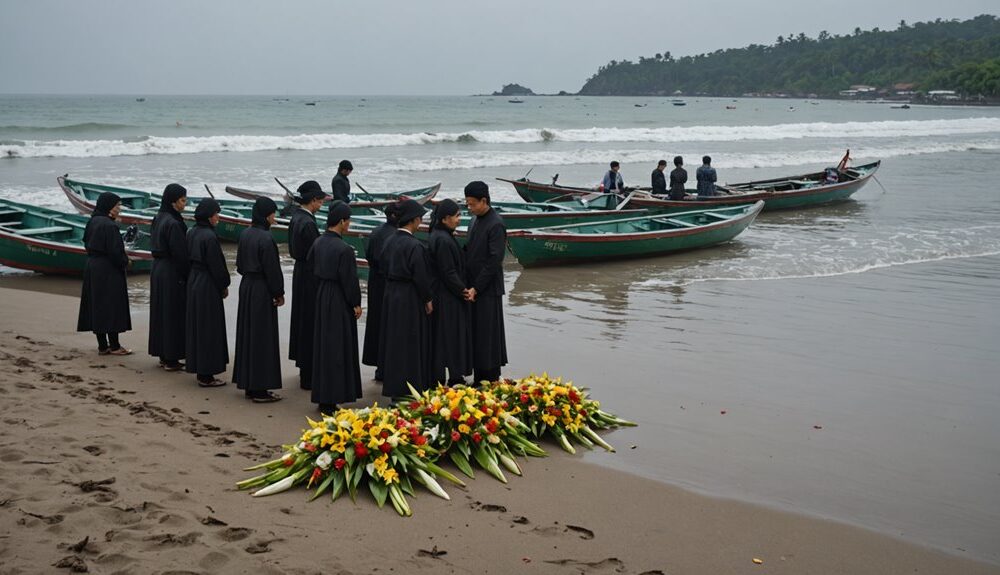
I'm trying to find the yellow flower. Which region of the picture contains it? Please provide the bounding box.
[542,414,557,426]
[416,448,426,459]
[382,468,399,484]
[458,424,471,434]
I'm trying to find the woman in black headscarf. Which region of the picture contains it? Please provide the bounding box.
[77,192,132,355]
[233,197,285,402]
[308,201,363,413]
[428,199,472,385]
[361,201,400,381]
[287,180,327,390]
[149,183,190,371]
[185,199,230,387]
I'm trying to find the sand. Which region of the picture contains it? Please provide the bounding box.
[1,283,998,575]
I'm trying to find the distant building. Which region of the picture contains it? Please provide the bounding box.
[927,90,960,100]
[849,85,877,93]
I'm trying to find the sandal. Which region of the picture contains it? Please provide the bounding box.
[162,362,186,372]
[250,392,282,403]
[107,348,133,356]
[198,378,227,388]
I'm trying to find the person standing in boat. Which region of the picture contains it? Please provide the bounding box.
[463,181,508,384]
[601,161,625,196]
[669,156,688,200]
[233,197,285,403]
[77,192,133,356]
[148,184,190,371]
[308,201,363,414]
[651,160,668,196]
[381,199,434,399]
[362,202,401,382]
[428,199,473,386]
[287,180,327,390]
[184,199,229,387]
[696,156,718,197]
[331,160,353,204]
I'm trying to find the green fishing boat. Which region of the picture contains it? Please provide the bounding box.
[506,201,763,267]
[0,198,153,275]
[225,181,441,208]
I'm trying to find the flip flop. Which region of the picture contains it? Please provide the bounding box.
[197,378,227,388]
[162,362,186,372]
[250,392,282,403]
[107,348,133,356]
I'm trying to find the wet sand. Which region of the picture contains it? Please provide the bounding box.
[1,272,999,574]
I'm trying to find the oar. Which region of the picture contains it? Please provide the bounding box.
[203,184,216,199]
[273,177,298,204]
[353,182,377,202]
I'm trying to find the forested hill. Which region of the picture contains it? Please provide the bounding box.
[578,15,1000,98]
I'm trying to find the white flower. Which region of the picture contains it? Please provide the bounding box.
[339,419,351,429]
[487,434,500,445]
[251,476,295,497]
[439,408,451,420]
[297,442,308,451]
[282,453,294,462]
[387,435,400,448]
[426,425,440,441]
[316,451,333,470]
[365,462,375,476]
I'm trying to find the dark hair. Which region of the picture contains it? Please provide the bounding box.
[702,156,712,165]
[610,161,620,168]
[430,199,461,232]
[673,156,683,166]
[657,159,667,167]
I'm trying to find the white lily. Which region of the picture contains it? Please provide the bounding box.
[315,451,333,470]
[487,434,500,445]
[387,435,400,448]
[251,475,295,497]
[414,468,450,500]
[426,424,440,441]
[497,453,523,476]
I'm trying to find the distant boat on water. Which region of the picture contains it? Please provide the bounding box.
[508,98,525,104]
[135,97,145,102]
[671,99,687,106]
[304,101,316,106]
[891,104,911,109]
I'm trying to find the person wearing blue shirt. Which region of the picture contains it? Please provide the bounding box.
[601,161,625,195]
[696,156,718,197]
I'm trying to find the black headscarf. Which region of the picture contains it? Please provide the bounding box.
[93,192,121,218]
[251,197,278,230]
[464,180,490,202]
[396,199,426,227]
[194,198,221,226]
[325,200,352,228]
[161,183,187,223]
[430,199,461,232]
[384,201,402,226]
[296,180,327,204]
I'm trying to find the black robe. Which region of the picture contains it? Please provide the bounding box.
[308,232,363,405]
[77,215,131,334]
[428,227,472,383]
[148,209,189,362]
[331,173,351,204]
[375,229,403,375]
[232,225,284,391]
[287,206,320,370]
[361,221,396,367]
[669,167,688,200]
[381,230,433,398]
[651,168,667,195]
[464,208,508,378]
[185,222,230,376]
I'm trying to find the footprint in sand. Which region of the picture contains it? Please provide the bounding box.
[219,527,254,542]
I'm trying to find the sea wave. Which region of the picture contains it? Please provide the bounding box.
[3,118,1000,159]
[0,122,136,133]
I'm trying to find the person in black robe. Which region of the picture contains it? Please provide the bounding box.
[287,180,327,390]
[185,199,230,387]
[428,199,472,385]
[331,160,353,204]
[463,181,508,384]
[376,200,406,381]
[308,202,363,413]
[361,202,401,381]
[381,199,434,399]
[233,197,285,402]
[148,183,190,370]
[669,156,688,200]
[77,192,133,355]
[651,159,668,196]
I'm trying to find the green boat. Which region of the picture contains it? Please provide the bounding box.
[225,181,441,208]
[499,159,881,212]
[0,198,153,275]
[506,201,764,267]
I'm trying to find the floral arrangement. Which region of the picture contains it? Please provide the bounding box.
[237,375,634,516]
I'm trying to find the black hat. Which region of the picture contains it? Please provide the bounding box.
[431,198,461,230]
[296,180,327,204]
[673,156,684,166]
[94,192,121,216]
[325,200,352,228]
[194,198,222,223]
[162,183,187,206]
[463,180,490,200]
[338,160,354,172]
[251,196,278,229]
[396,199,426,226]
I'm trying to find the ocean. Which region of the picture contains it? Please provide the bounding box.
[1,94,999,562]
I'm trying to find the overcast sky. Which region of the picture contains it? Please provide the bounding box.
[1,0,995,95]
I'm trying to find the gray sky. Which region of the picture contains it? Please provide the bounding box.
[1,0,995,95]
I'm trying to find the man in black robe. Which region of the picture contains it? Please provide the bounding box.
[233,197,285,403]
[185,199,230,387]
[463,181,508,384]
[77,192,133,355]
[428,199,472,385]
[381,199,434,399]
[331,160,353,204]
[651,160,668,196]
[287,180,327,390]
[361,202,400,381]
[669,156,688,200]
[149,183,190,371]
[308,202,363,413]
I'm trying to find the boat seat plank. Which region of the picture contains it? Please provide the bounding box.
[651,217,698,228]
[0,209,25,217]
[702,212,732,220]
[15,225,74,236]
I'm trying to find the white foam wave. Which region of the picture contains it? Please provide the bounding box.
[4,118,1000,159]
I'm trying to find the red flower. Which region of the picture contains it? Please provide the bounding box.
[451,430,461,442]
[414,434,427,446]
[520,394,529,404]
[579,409,587,417]
[380,430,390,439]
[471,432,482,444]
[501,401,509,409]
[424,406,435,415]
[465,416,476,426]
[552,408,563,417]
[451,410,461,420]
[303,442,317,453]
[569,390,580,403]
[485,420,499,434]
[354,443,369,458]
[379,443,393,454]
[311,467,323,481]
[283,457,294,467]
[334,458,347,470]
[409,401,421,410]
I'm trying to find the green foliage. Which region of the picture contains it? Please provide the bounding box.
[578,15,1000,97]
[493,83,535,96]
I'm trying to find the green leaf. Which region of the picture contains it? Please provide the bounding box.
[352,463,365,488]
[449,450,475,478]
[457,439,471,458]
[399,473,415,497]
[345,446,355,466]
[330,469,345,502]
[309,472,336,501]
[369,479,389,508]
[472,444,495,473]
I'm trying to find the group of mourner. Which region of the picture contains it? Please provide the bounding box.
[76,162,508,413]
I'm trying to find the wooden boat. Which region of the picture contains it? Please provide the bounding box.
[224,181,440,209]
[58,176,292,243]
[499,160,881,212]
[0,198,153,275]
[506,201,763,267]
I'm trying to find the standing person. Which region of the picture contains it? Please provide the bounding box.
[331,160,353,204]
[148,184,190,371]
[287,180,327,390]
[428,199,472,386]
[651,160,668,196]
[233,197,285,403]
[696,156,718,197]
[462,181,508,384]
[77,192,133,355]
[184,199,230,387]
[669,156,688,200]
[309,202,363,413]
[381,199,434,399]
[361,202,401,381]
[601,161,625,195]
